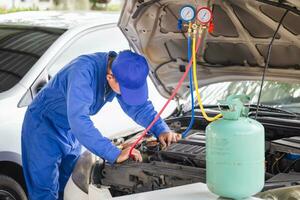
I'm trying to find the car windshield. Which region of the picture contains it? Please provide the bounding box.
[184,80,300,114]
[0,25,66,93]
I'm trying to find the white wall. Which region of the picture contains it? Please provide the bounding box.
[38,0,54,10]
[53,0,90,10]
[0,0,13,9]
[0,0,54,10]
[0,0,120,10]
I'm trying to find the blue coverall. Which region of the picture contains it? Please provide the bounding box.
[21,51,170,200]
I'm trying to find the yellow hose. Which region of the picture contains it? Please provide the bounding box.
[192,32,222,122]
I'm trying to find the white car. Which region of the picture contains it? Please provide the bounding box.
[65,0,300,200]
[1,0,300,199]
[0,11,176,200]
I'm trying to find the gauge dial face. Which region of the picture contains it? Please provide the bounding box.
[197,7,212,24]
[179,5,196,22]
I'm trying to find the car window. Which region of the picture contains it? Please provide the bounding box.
[0,26,66,93]
[191,81,300,113]
[48,26,129,76]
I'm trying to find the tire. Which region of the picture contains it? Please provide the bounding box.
[0,174,27,200]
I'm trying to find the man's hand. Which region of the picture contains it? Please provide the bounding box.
[116,147,143,163]
[158,132,181,148]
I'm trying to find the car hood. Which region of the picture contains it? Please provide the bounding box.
[118,0,300,99]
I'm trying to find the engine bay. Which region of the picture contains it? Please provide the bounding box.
[94,131,205,197]
[89,119,300,197]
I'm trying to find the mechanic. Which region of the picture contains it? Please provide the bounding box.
[21,50,180,200]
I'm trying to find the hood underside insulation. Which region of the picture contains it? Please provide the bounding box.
[119,0,300,98]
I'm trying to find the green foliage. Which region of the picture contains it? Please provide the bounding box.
[53,0,60,6]
[106,4,121,11]
[0,7,39,14]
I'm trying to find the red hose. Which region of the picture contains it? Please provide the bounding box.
[129,36,202,157]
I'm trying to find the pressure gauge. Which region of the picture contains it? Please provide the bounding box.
[197,7,213,25]
[179,5,196,22]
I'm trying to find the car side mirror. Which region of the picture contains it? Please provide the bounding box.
[18,70,49,108]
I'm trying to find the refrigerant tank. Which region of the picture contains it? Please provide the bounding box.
[206,95,265,199]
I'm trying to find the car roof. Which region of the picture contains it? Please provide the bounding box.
[0,11,120,29]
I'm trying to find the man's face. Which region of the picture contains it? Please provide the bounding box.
[107,69,121,94]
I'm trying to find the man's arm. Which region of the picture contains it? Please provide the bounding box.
[66,66,121,164]
[117,95,181,146]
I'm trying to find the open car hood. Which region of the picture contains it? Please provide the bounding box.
[118,0,300,99]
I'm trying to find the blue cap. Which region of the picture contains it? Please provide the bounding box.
[112,50,149,106]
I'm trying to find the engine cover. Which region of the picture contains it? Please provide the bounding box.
[158,131,206,167]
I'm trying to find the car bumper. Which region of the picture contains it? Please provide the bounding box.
[64,177,113,200]
[64,177,88,200]
[64,177,262,200]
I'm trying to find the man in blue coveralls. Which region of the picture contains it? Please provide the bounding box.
[21,50,180,200]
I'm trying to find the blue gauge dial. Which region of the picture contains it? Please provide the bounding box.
[179,5,196,22]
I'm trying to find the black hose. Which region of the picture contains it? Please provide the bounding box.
[255,9,289,120]
[256,0,300,15]
[132,0,160,19]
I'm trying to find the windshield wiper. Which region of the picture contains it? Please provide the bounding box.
[185,104,299,119]
[248,104,299,117]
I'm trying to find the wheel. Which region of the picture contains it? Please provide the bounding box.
[0,175,27,200]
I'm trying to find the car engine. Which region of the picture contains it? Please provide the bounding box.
[93,131,206,197]
[88,121,300,197]
[264,137,300,191]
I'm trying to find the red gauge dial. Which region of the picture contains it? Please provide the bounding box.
[197,7,213,25]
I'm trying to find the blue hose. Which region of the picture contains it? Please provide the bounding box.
[182,35,195,138]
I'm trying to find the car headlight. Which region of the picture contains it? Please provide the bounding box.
[72,150,98,193]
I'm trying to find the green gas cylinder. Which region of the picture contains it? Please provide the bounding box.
[206,95,265,199]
